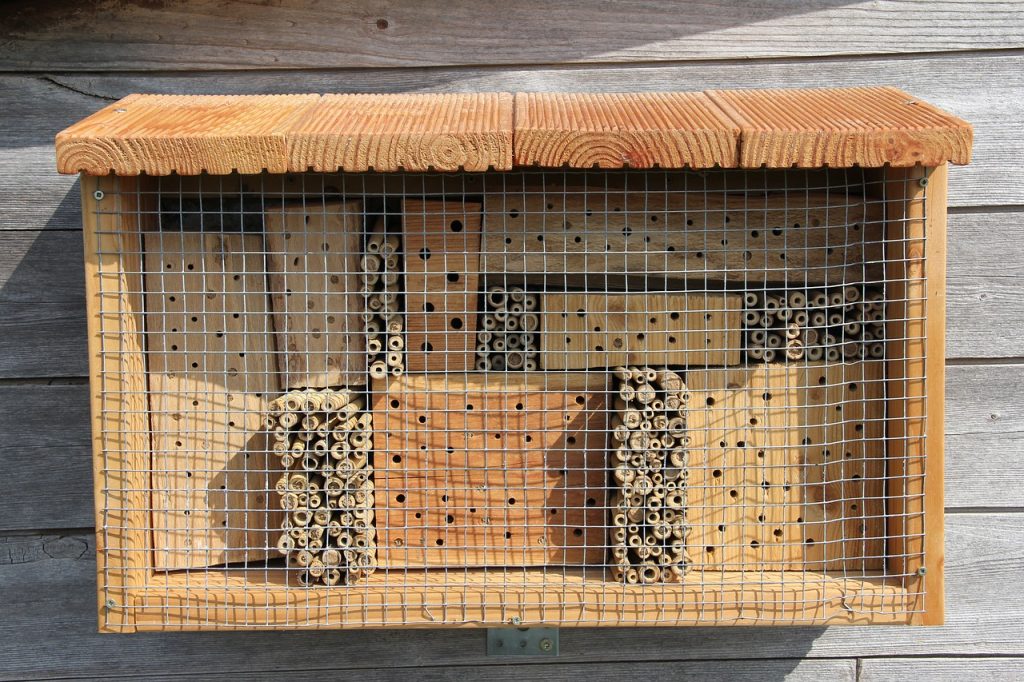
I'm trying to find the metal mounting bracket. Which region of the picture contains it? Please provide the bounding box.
[486,627,559,656]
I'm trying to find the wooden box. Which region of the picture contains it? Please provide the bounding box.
[59,88,969,631]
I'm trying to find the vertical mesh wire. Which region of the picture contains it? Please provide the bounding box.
[88,167,929,628]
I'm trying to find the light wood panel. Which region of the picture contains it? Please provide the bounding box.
[143,232,282,570]
[82,176,151,632]
[541,292,741,369]
[6,0,1022,71]
[481,187,886,283]
[264,200,366,388]
[403,199,483,373]
[513,92,737,169]
[708,87,973,168]
[687,362,885,572]
[290,93,513,172]
[371,373,608,567]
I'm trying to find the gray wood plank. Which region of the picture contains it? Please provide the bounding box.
[945,363,1024,510]
[18,51,1024,210]
[0,513,1019,678]
[73,659,856,682]
[0,229,87,377]
[861,657,1024,681]
[3,0,1022,71]
[0,362,1013,534]
[0,384,92,532]
[946,211,1024,359]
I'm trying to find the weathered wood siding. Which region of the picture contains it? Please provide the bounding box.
[1,1,1022,678]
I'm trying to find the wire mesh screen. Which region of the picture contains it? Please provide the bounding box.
[87,168,930,628]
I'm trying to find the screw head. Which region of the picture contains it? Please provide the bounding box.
[93,190,105,201]
[539,638,553,652]
[510,616,521,625]
[917,566,928,576]
[919,177,929,188]
[105,598,117,609]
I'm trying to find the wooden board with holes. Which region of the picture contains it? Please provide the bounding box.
[371,373,608,567]
[685,361,885,571]
[481,189,884,283]
[143,232,282,570]
[403,200,482,373]
[264,201,365,388]
[541,292,742,369]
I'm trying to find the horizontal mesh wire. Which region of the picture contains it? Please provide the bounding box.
[88,168,929,628]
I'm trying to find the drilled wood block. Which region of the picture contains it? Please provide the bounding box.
[403,199,482,373]
[541,292,741,369]
[265,200,366,388]
[482,188,884,284]
[143,233,282,570]
[371,373,609,568]
[685,361,885,571]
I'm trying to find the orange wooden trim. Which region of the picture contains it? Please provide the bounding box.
[57,89,972,175]
[83,175,154,632]
[130,569,913,630]
[707,87,972,168]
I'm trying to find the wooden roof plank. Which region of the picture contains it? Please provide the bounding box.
[513,92,739,169]
[288,93,513,172]
[55,94,320,176]
[707,86,973,168]
[55,89,972,175]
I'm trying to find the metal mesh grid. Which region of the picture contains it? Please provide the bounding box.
[87,168,930,628]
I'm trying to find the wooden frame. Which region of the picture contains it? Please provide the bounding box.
[67,88,967,631]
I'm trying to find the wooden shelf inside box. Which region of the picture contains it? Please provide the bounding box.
[133,568,913,629]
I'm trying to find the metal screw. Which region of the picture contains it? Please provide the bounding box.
[917,566,928,576]
[509,616,521,625]
[539,638,553,652]
[105,598,117,609]
[919,177,929,188]
[93,190,105,201]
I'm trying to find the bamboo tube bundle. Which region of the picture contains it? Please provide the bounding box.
[267,388,378,586]
[742,285,886,363]
[360,221,405,376]
[608,366,691,584]
[475,285,541,371]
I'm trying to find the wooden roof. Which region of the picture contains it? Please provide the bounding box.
[56,88,971,175]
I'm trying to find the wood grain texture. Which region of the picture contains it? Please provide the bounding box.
[56,94,320,176]
[481,184,885,283]
[708,86,973,168]
[81,176,150,632]
[265,201,366,388]
[56,88,969,176]
[540,292,741,369]
[143,232,282,571]
[861,658,1024,681]
[371,373,608,568]
[403,199,483,373]
[128,568,909,629]
[5,0,1023,71]
[514,92,737,169]
[3,513,1023,675]
[290,93,513,172]
[687,362,885,572]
